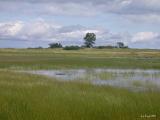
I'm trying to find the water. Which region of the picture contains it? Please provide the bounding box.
[23,69,160,91]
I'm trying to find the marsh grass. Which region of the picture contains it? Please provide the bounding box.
[0,70,160,120]
[132,80,143,87]
[0,48,160,70]
[131,80,160,91]
[0,48,160,120]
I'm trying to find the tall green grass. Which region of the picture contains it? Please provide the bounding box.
[0,48,160,120]
[0,70,159,120]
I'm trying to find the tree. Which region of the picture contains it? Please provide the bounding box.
[49,43,62,48]
[84,33,96,48]
[117,42,125,48]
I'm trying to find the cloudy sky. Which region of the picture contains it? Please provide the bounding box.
[0,0,160,48]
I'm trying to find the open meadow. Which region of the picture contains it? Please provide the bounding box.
[0,48,160,120]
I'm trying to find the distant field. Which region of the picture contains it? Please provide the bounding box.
[0,48,160,69]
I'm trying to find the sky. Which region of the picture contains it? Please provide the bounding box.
[0,0,160,49]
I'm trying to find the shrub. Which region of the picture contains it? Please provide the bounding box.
[49,43,62,48]
[96,46,115,49]
[63,46,81,50]
[27,46,43,49]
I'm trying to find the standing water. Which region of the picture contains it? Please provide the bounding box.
[23,69,160,91]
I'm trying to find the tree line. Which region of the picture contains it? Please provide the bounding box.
[28,33,128,50]
[49,33,128,50]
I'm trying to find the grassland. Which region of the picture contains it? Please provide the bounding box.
[0,48,160,69]
[0,70,160,120]
[0,48,160,120]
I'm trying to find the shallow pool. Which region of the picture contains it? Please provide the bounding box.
[23,69,160,91]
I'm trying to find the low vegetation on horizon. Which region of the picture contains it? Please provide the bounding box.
[30,33,129,50]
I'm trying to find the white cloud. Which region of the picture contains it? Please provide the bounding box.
[0,1,160,48]
[44,3,100,16]
[0,21,23,38]
[0,20,127,44]
[122,14,160,23]
[132,32,159,43]
[0,20,160,48]
[0,20,104,42]
[1,0,160,22]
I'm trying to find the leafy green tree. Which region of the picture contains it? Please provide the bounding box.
[117,42,124,48]
[84,33,96,48]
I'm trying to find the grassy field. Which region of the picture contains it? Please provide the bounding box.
[0,48,160,120]
[0,70,160,120]
[0,48,160,69]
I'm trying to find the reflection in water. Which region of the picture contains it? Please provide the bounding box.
[23,69,160,91]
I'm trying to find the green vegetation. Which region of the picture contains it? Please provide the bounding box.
[0,70,160,120]
[95,45,116,49]
[84,33,96,48]
[63,46,81,50]
[0,48,160,70]
[116,42,128,48]
[0,48,160,120]
[48,43,63,48]
[94,72,117,80]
